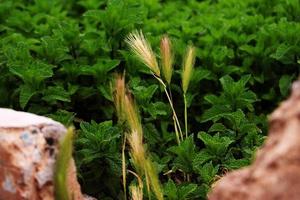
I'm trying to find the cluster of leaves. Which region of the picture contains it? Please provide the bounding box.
[0,0,299,199]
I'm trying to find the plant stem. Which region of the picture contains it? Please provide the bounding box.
[173,116,180,145]
[152,74,183,142]
[122,134,127,200]
[183,93,188,138]
[164,86,183,141]
[128,170,143,189]
[168,85,173,102]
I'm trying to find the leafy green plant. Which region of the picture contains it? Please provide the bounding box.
[0,0,299,199]
[75,120,122,198]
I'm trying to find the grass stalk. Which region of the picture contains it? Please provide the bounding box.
[164,86,183,141]
[128,170,143,189]
[181,45,196,139]
[173,117,180,145]
[183,93,188,138]
[152,73,183,142]
[122,134,127,200]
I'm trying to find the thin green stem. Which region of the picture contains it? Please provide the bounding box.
[152,73,183,142]
[122,134,127,200]
[164,87,183,141]
[173,116,180,145]
[183,93,188,138]
[168,85,173,102]
[168,86,180,144]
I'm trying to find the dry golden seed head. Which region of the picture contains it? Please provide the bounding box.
[144,159,164,200]
[130,185,143,200]
[128,130,146,172]
[125,30,160,77]
[113,73,126,122]
[160,35,173,85]
[124,94,143,136]
[182,45,196,94]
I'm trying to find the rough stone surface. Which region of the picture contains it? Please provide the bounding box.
[0,108,85,200]
[209,81,300,200]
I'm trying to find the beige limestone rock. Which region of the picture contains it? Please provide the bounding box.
[208,81,300,200]
[0,108,84,200]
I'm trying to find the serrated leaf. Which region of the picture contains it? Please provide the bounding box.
[164,180,177,199]
[222,109,246,127]
[40,35,70,63]
[47,110,76,126]
[146,102,168,119]
[95,59,120,74]
[168,136,196,173]
[164,180,198,200]
[19,84,37,109]
[80,59,120,79]
[178,184,198,199]
[279,75,293,96]
[185,92,197,107]
[204,94,221,105]
[208,123,227,133]
[224,158,250,170]
[270,43,295,64]
[42,85,72,103]
[192,150,214,167]
[198,132,234,156]
[83,10,104,19]
[9,61,53,85]
[200,105,231,123]
[220,75,251,97]
[133,84,158,104]
[191,68,212,83]
[78,120,120,148]
[98,84,113,101]
[196,162,219,184]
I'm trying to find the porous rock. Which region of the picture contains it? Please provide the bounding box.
[209,81,300,200]
[0,108,85,200]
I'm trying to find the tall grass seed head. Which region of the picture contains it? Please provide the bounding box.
[113,73,126,123]
[144,159,164,200]
[160,35,173,85]
[182,45,196,94]
[125,30,160,77]
[130,185,143,200]
[128,130,146,173]
[124,93,143,137]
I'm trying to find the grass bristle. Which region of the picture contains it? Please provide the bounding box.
[182,45,196,94]
[160,35,173,85]
[125,30,160,77]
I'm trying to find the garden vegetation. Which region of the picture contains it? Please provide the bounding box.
[0,0,299,199]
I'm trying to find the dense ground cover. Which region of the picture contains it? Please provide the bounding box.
[0,0,299,199]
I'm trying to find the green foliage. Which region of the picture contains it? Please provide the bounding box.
[164,180,200,200]
[75,120,122,198]
[0,0,299,199]
[54,127,74,200]
[168,136,196,173]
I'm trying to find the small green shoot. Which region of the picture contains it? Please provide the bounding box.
[54,127,74,200]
